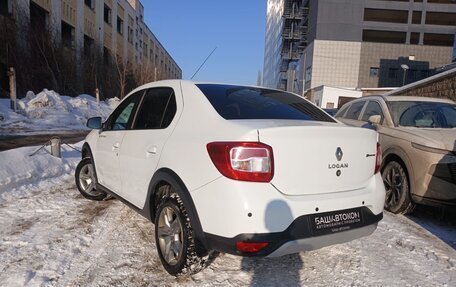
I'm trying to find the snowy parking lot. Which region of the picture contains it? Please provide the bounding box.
[0,91,455,286]
[0,144,455,286]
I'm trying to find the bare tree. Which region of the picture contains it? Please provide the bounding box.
[113,53,128,99]
[134,60,156,86]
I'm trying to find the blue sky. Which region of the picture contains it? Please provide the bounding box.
[142,1,267,85]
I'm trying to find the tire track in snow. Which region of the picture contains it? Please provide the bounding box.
[0,177,455,286]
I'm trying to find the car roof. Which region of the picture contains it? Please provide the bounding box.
[344,94,455,105]
[128,79,303,98]
[384,96,455,103]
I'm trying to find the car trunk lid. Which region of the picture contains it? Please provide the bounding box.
[258,124,378,196]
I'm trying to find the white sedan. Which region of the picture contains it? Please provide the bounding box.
[75,80,385,276]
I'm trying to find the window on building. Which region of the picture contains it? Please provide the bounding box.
[84,0,94,9]
[408,69,417,80]
[369,67,379,77]
[421,69,431,78]
[412,11,422,24]
[388,68,399,79]
[428,0,456,3]
[117,17,123,35]
[84,35,94,56]
[425,12,456,26]
[103,47,111,65]
[410,32,420,44]
[61,21,75,48]
[364,8,408,24]
[423,33,454,46]
[0,0,10,15]
[305,66,312,83]
[127,27,133,43]
[30,2,48,35]
[104,4,112,25]
[362,30,407,44]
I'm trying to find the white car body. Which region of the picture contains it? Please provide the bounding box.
[82,80,385,259]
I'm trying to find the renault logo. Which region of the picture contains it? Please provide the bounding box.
[336,147,343,161]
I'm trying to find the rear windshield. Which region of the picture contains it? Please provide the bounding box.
[196,84,335,122]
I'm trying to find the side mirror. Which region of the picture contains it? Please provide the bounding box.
[368,115,381,125]
[87,117,102,129]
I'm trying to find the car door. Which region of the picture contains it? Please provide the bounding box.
[95,91,142,193]
[119,84,181,208]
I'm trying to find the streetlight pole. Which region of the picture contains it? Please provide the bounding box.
[401,64,409,86]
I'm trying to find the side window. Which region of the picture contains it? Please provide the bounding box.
[336,104,350,118]
[362,101,384,124]
[107,92,142,131]
[345,101,366,120]
[134,87,176,129]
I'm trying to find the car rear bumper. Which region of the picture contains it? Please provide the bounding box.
[190,173,385,239]
[203,207,382,257]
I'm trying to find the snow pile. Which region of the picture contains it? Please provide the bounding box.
[0,141,83,196]
[0,90,119,133]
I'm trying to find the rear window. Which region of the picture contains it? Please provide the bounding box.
[196,84,335,122]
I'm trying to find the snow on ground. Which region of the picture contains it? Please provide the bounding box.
[0,145,455,286]
[0,142,83,196]
[0,90,118,135]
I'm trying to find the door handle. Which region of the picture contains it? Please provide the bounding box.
[112,143,120,151]
[147,146,157,155]
[99,134,107,138]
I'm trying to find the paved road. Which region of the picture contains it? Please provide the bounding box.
[0,131,89,151]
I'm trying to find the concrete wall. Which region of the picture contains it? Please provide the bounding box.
[313,86,362,108]
[307,40,362,89]
[263,0,284,89]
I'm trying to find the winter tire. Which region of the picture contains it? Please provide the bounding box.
[382,160,414,214]
[75,158,107,201]
[155,190,210,276]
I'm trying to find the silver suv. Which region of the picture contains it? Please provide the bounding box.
[336,95,456,214]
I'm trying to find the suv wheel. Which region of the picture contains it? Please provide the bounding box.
[75,158,107,201]
[382,160,414,214]
[155,191,214,276]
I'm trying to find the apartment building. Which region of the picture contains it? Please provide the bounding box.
[263,0,456,94]
[0,0,181,97]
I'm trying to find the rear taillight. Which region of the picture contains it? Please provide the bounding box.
[236,241,269,253]
[375,143,382,174]
[206,142,274,182]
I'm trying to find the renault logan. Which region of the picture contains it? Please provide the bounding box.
[76,80,385,275]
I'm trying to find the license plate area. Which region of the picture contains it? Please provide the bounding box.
[310,208,364,236]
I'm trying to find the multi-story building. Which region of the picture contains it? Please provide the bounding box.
[263,0,456,95]
[0,0,181,97]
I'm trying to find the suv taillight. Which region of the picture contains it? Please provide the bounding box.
[207,142,274,182]
[375,143,382,174]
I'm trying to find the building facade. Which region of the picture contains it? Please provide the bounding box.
[0,0,181,97]
[263,0,456,94]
